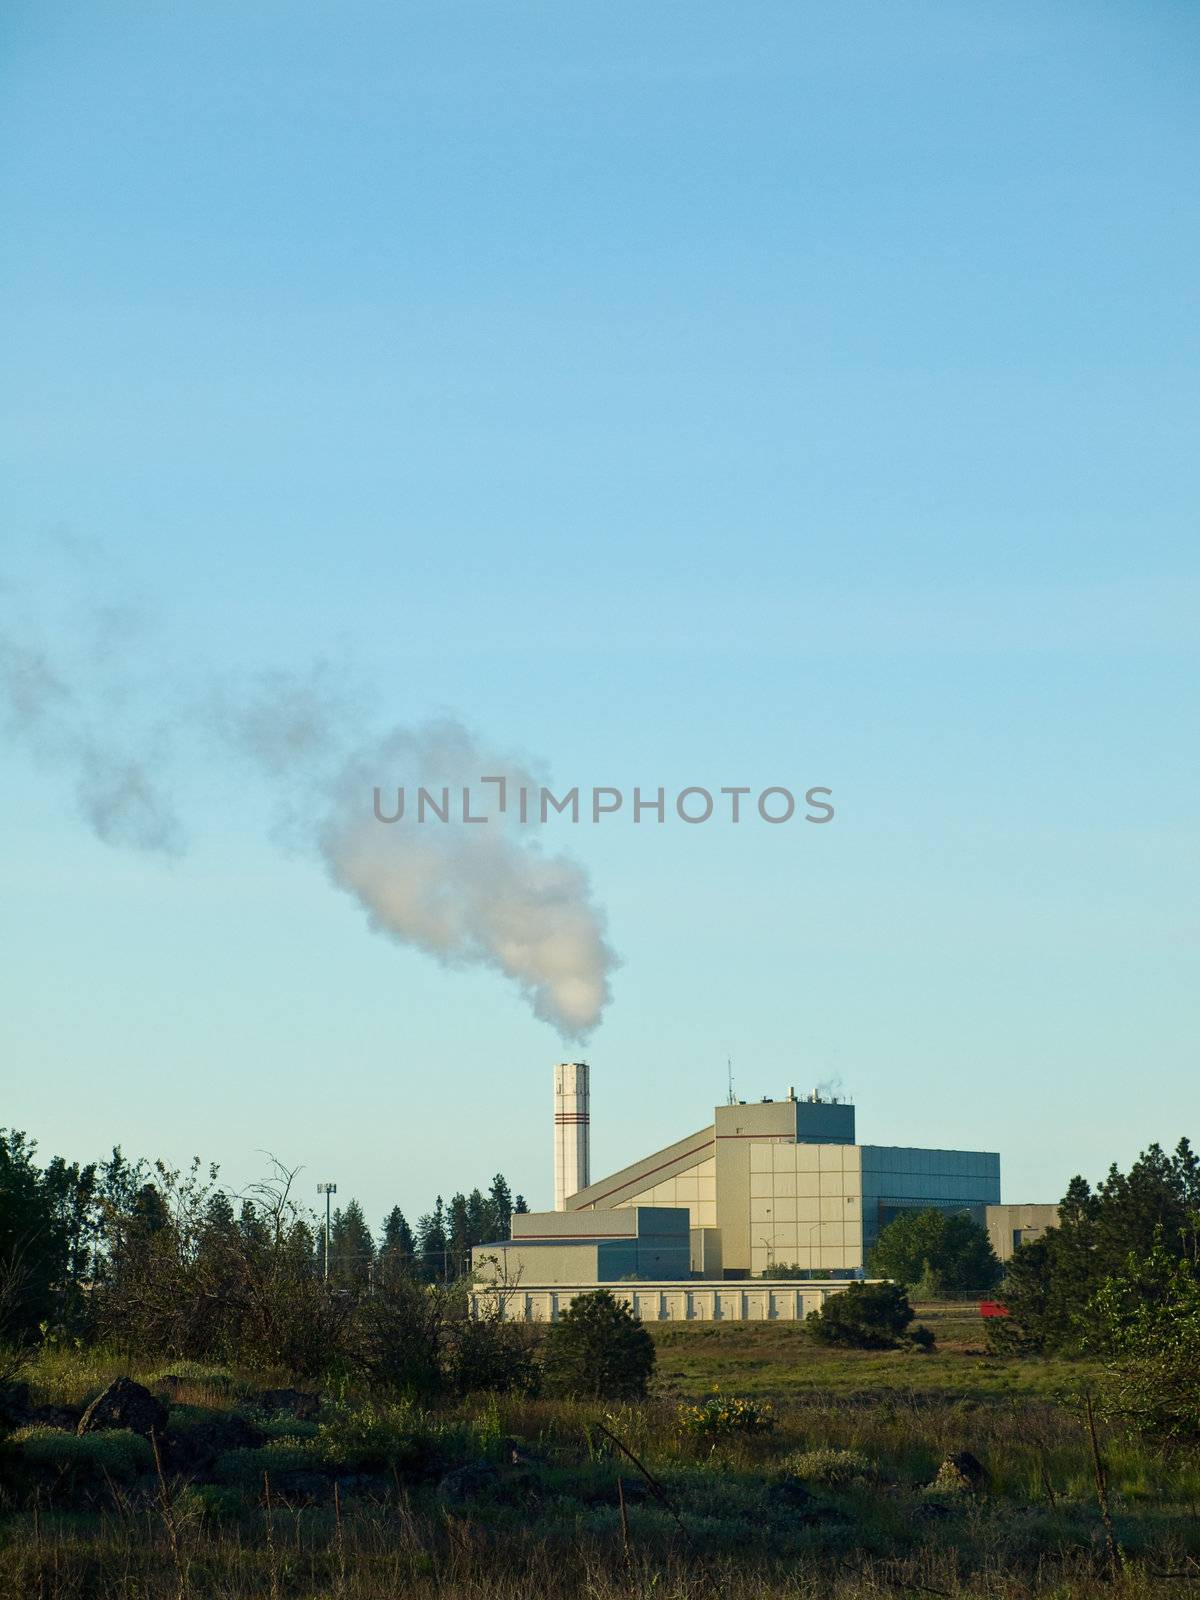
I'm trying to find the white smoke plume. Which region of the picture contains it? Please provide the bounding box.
[0,585,184,857]
[1,555,617,1040]
[215,680,617,1041]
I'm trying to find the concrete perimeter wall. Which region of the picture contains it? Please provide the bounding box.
[469,1279,852,1323]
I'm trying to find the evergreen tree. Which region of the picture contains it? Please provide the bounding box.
[447,1192,472,1279]
[378,1206,416,1281]
[542,1290,656,1399]
[0,1129,69,1340]
[993,1139,1200,1354]
[238,1199,271,1251]
[488,1173,514,1239]
[329,1198,375,1287]
[514,1194,529,1215]
[417,1196,448,1282]
[465,1187,490,1245]
[41,1153,99,1322]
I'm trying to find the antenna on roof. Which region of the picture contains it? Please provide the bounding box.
[726,1056,736,1106]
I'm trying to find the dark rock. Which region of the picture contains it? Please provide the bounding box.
[77,1378,168,1440]
[255,1388,321,1421]
[437,1460,501,1506]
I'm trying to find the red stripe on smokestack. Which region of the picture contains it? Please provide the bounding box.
[554,1061,590,1210]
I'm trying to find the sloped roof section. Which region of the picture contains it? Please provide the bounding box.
[564,1123,716,1210]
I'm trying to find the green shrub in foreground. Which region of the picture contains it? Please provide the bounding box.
[678,1393,775,1439]
[215,1439,328,1485]
[215,1402,446,1483]
[177,1483,244,1523]
[313,1400,445,1473]
[13,1425,154,1483]
[542,1290,656,1400]
[806,1282,916,1349]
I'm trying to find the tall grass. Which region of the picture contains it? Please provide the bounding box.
[4,1327,1200,1600]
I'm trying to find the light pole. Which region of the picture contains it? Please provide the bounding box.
[317,1182,337,1281]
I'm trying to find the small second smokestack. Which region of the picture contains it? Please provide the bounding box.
[554,1061,590,1210]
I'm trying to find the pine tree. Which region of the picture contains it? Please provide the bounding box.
[514,1194,529,1215]
[447,1192,471,1279]
[329,1198,376,1287]
[465,1187,489,1245]
[993,1142,1200,1354]
[417,1197,448,1283]
[378,1206,416,1281]
[0,1130,70,1339]
[487,1173,514,1239]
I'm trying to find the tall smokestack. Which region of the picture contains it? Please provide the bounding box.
[554,1061,590,1210]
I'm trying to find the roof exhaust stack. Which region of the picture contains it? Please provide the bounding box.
[554,1061,590,1210]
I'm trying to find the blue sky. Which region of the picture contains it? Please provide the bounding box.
[2,2,1197,1230]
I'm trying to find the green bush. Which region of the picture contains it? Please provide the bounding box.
[784,1447,873,1487]
[177,1483,243,1523]
[443,1313,541,1397]
[215,1402,444,1484]
[215,1438,326,1485]
[806,1282,916,1349]
[542,1290,655,1400]
[14,1425,153,1483]
[313,1400,441,1473]
[678,1394,775,1439]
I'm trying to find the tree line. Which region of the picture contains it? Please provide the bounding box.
[991,1137,1200,1442]
[0,1128,526,1353]
[329,1177,529,1289]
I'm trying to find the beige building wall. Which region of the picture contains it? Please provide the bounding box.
[748,1141,864,1275]
[986,1203,1059,1262]
[611,1154,717,1227]
[690,1225,723,1275]
[479,1240,602,1284]
[596,1139,863,1276]
[511,1209,635,1238]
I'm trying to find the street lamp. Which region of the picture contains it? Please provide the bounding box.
[317,1182,337,1280]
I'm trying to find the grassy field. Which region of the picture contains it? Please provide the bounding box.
[2,1305,1198,1600]
[649,1301,1090,1400]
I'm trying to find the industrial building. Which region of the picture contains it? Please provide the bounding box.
[472,1063,1017,1318]
[986,1202,1060,1262]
